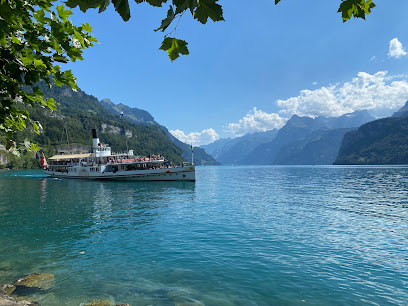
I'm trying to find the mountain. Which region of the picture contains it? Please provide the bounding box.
[240,110,375,165]
[392,101,408,118]
[240,115,328,165]
[200,138,232,158]
[99,98,218,165]
[12,82,187,164]
[274,128,355,165]
[100,98,156,124]
[334,116,408,165]
[329,110,375,129]
[201,130,278,165]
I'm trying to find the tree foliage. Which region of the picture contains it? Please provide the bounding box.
[66,0,376,61]
[0,0,97,150]
[0,0,376,152]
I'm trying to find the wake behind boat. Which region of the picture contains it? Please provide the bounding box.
[43,129,195,181]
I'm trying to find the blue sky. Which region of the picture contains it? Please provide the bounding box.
[65,0,408,145]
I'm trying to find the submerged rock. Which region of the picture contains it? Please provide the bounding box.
[1,284,16,295]
[12,273,55,290]
[0,288,35,306]
[83,300,114,306]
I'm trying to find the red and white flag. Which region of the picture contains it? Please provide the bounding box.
[41,154,48,169]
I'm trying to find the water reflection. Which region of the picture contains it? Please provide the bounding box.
[39,178,47,203]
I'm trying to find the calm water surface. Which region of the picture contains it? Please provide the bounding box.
[0,166,407,305]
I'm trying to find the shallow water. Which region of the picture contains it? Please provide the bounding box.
[0,166,407,305]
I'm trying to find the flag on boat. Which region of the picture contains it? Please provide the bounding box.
[120,111,124,118]
[41,154,48,169]
[190,144,193,153]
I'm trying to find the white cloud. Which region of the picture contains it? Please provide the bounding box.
[388,38,407,58]
[225,107,286,137]
[370,56,376,61]
[170,128,219,146]
[312,82,318,86]
[277,71,408,118]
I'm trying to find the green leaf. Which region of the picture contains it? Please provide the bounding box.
[11,36,22,45]
[112,0,130,21]
[194,0,224,24]
[53,54,69,63]
[12,150,21,157]
[33,122,40,134]
[338,0,376,22]
[46,98,56,111]
[56,5,73,21]
[159,37,189,61]
[189,0,198,14]
[98,0,111,13]
[63,70,77,89]
[33,59,47,68]
[23,139,38,152]
[33,86,43,97]
[155,6,175,32]
[82,22,93,33]
[33,9,46,23]
[145,0,167,7]
[31,143,40,152]
[173,0,191,14]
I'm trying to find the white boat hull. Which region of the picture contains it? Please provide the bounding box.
[45,166,195,181]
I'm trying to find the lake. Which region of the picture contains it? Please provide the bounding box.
[0,166,407,305]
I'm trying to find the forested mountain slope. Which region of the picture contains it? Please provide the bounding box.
[334,117,408,165]
[12,82,185,164]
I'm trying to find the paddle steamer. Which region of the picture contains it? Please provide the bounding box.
[43,129,195,181]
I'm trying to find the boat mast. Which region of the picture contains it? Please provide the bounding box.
[191,143,194,164]
[120,111,129,154]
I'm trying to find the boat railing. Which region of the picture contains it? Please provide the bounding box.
[183,162,195,167]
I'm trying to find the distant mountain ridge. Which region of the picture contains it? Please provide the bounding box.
[334,103,408,164]
[392,100,408,118]
[233,110,376,165]
[201,130,278,165]
[100,98,156,125]
[273,127,355,165]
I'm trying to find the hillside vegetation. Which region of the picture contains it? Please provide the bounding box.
[5,82,185,166]
[334,117,408,164]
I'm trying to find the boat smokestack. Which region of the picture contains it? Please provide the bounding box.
[92,128,100,149]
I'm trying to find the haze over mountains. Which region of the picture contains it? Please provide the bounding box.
[201,130,278,165]
[201,110,377,165]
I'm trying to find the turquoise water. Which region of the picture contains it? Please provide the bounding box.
[0,166,407,305]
